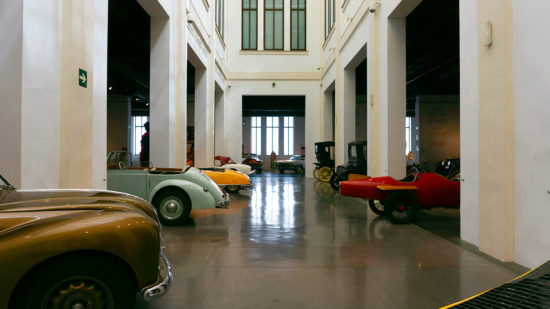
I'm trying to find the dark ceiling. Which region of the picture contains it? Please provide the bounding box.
[406,0,459,104]
[107,0,150,110]
[242,96,305,117]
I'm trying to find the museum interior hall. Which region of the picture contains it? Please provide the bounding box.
[1,0,549,308]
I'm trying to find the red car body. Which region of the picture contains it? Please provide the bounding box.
[340,173,460,208]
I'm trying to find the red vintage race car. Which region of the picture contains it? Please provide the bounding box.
[340,171,460,223]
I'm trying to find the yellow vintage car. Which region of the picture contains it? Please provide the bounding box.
[201,168,251,193]
[0,174,172,309]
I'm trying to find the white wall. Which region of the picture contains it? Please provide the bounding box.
[21,0,63,189]
[1,0,108,189]
[513,0,550,268]
[459,0,479,247]
[226,0,322,74]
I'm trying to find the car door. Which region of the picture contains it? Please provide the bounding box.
[107,170,149,200]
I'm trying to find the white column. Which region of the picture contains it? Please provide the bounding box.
[92,0,108,188]
[335,68,356,165]
[379,17,406,178]
[214,88,226,155]
[194,68,210,168]
[0,0,24,187]
[459,0,479,247]
[150,16,175,167]
[175,0,188,168]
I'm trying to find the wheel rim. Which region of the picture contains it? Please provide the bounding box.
[370,200,384,213]
[41,276,114,309]
[313,168,320,180]
[318,167,333,182]
[160,196,184,220]
[390,200,414,219]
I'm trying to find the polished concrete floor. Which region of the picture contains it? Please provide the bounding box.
[141,172,524,309]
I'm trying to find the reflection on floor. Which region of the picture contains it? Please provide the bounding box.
[138,173,524,309]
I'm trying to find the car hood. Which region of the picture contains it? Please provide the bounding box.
[0,189,159,222]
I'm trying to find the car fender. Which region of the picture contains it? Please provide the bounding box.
[1,210,160,308]
[149,179,216,210]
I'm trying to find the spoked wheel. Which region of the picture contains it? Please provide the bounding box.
[368,199,385,216]
[318,166,334,183]
[384,191,419,224]
[153,189,191,225]
[313,167,320,180]
[10,256,135,309]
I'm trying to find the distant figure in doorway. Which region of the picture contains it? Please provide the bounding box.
[140,121,150,167]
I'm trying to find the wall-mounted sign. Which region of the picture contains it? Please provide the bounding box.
[79,69,87,88]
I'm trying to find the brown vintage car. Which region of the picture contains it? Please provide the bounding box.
[0,174,172,309]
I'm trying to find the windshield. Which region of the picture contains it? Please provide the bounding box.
[349,145,357,162]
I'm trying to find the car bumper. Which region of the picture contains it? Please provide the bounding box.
[141,251,173,301]
[217,191,231,208]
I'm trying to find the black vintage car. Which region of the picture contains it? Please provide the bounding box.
[329,140,368,191]
[313,141,335,182]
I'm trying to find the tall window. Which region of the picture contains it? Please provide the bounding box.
[132,116,149,156]
[291,0,306,50]
[283,117,294,155]
[216,0,225,38]
[266,116,279,155]
[324,0,335,39]
[405,117,412,154]
[242,0,258,50]
[264,0,284,50]
[251,117,262,154]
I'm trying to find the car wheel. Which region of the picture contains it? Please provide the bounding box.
[225,185,241,193]
[318,166,333,183]
[295,165,304,175]
[329,172,348,191]
[384,191,418,224]
[279,169,285,174]
[368,199,385,216]
[313,167,320,180]
[10,255,135,309]
[153,189,191,225]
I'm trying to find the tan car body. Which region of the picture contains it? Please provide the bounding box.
[0,186,172,308]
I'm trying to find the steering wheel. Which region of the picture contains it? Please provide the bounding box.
[118,161,127,170]
[407,166,421,182]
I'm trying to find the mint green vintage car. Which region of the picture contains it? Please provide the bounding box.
[107,153,230,225]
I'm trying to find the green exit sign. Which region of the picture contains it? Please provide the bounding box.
[78,68,87,88]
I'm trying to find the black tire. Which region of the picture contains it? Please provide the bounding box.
[225,185,241,193]
[279,169,285,174]
[368,199,385,216]
[10,255,136,309]
[295,165,304,175]
[153,188,191,225]
[329,172,349,191]
[384,191,419,224]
